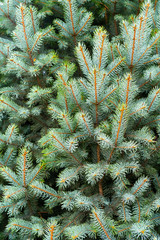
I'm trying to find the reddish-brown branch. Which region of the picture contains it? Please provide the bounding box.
[137,0,141,15]
[58,74,71,96]
[137,198,141,222]
[155,72,160,77]
[79,45,91,74]
[51,135,66,150]
[7,0,9,16]
[9,59,28,72]
[31,185,61,198]
[23,150,27,187]
[145,118,160,126]
[97,143,103,196]
[118,175,126,187]
[143,58,160,65]
[93,210,111,240]
[42,28,54,37]
[136,35,160,64]
[5,149,13,166]
[13,54,28,59]
[81,114,92,136]
[30,8,36,34]
[1,168,20,185]
[79,79,88,90]
[97,144,100,163]
[98,178,103,196]
[138,80,150,88]
[155,176,160,187]
[131,25,137,67]
[110,46,114,60]
[142,3,150,39]
[108,104,125,163]
[55,213,82,237]
[156,42,158,54]
[13,32,23,46]
[31,34,41,52]
[138,17,143,50]
[94,69,98,124]
[150,216,160,222]
[151,12,157,28]
[51,134,82,165]
[98,88,117,104]
[12,224,32,230]
[129,106,146,116]
[154,0,158,12]
[61,166,82,184]
[6,189,23,199]
[21,6,33,65]
[7,126,15,143]
[0,99,18,112]
[118,227,130,233]
[133,179,148,195]
[99,34,106,70]
[70,84,83,112]
[0,7,16,25]
[115,45,122,58]
[148,89,159,112]
[113,1,118,35]
[99,2,109,11]
[0,41,8,45]
[55,21,72,35]
[29,165,44,184]
[39,55,56,71]
[76,14,92,35]
[126,74,131,107]
[107,58,124,76]
[117,145,136,149]
[108,147,115,164]
[68,0,76,35]
[0,204,12,209]
[6,46,10,61]
[122,201,126,222]
[62,114,72,132]
[49,35,61,41]
[105,107,114,120]
[0,50,6,57]
[64,93,69,112]
[109,100,118,108]
[0,138,6,143]
[115,104,125,146]
[50,66,61,75]
[123,22,129,36]
[49,225,55,240]
[99,73,107,90]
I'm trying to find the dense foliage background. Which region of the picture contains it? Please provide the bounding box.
[0,0,160,239]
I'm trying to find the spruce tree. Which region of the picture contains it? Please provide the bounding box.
[0,0,160,239]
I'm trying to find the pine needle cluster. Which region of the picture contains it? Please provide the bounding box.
[0,0,160,239]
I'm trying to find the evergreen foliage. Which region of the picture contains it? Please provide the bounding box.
[0,0,160,239]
